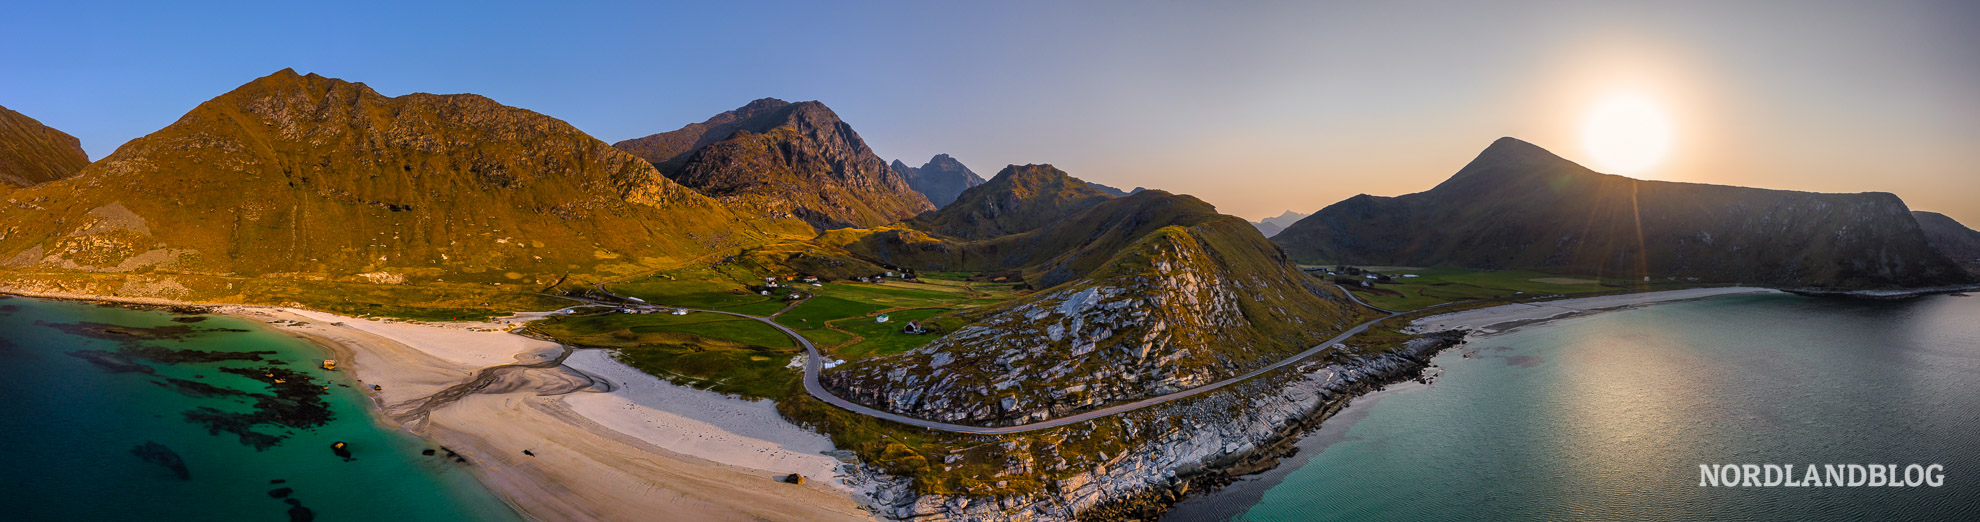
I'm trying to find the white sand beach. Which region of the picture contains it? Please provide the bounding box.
[221,306,876,522]
[1409,286,1779,334]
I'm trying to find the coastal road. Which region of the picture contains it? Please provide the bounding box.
[583,285,1413,434]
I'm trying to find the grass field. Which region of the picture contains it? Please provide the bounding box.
[1329,267,1622,311]
[829,308,951,358]
[526,311,797,398]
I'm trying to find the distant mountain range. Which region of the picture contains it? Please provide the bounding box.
[1249,210,1309,238]
[1088,181,1145,197]
[613,98,933,230]
[0,70,808,292]
[1272,137,1974,290]
[891,154,986,208]
[0,104,89,188]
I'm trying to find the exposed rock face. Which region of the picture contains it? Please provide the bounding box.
[891,154,986,208]
[0,104,90,187]
[1250,210,1308,238]
[862,333,1464,521]
[0,69,804,288]
[612,98,934,230]
[1913,211,1980,274]
[823,194,1366,426]
[1273,137,1973,290]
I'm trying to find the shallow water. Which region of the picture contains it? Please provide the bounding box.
[0,296,520,521]
[1171,293,1980,521]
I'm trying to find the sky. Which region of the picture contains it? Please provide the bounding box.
[4,1,1976,224]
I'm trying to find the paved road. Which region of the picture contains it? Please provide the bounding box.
[584,296,1406,434]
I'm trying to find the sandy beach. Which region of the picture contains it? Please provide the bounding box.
[220,306,877,522]
[1408,286,1779,334]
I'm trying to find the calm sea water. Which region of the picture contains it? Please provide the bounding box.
[0,296,519,521]
[1172,292,1980,521]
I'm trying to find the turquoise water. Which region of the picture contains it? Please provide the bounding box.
[1175,293,1980,521]
[0,296,520,521]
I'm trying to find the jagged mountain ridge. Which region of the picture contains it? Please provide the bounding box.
[612,98,933,230]
[1913,211,1980,274]
[0,104,91,187]
[891,153,986,208]
[1272,137,1971,290]
[0,69,807,293]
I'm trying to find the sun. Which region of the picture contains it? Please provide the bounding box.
[1579,93,1673,176]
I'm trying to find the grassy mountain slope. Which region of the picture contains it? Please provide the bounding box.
[1913,211,1980,274]
[817,167,1370,426]
[1273,137,1971,290]
[891,153,986,208]
[0,69,809,303]
[613,98,933,230]
[903,164,1116,241]
[0,104,91,187]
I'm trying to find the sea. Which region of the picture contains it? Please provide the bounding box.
[1169,292,1980,521]
[0,295,520,521]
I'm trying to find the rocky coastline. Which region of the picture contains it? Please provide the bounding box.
[862,330,1466,521]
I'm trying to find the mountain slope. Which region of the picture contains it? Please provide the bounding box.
[1088,181,1144,197]
[0,69,806,293]
[1273,138,1971,290]
[890,153,986,208]
[1913,211,1980,273]
[903,164,1116,241]
[613,98,933,230]
[818,168,1369,426]
[0,104,91,187]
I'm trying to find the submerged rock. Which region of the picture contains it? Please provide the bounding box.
[130,441,190,480]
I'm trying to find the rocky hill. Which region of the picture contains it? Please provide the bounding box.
[818,168,1369,427]
[0,69,808,296]
[1250,210,1308,238]
[1273,137,1972,290]
[1913,211,1980,274]
[890,153,986,208]
[612,98,933,230]
[0,104,91,187]
[1089,181,1144,197]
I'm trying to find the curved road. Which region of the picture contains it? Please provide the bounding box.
[588,283,1415,434]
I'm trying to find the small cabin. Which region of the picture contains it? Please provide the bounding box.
[903,321,928,335]
[875,314,890,323]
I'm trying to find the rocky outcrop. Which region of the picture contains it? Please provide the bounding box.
[613,98,934,230]
[0,104,90,187]
[892,154,987,208]
[1273,137,1973,290]
[823,213,1366,427]
[859,331,1465,521]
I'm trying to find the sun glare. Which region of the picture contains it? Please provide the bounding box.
[1579,93,1673,176]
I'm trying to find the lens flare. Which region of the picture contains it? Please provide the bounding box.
[1580,93,1674,176]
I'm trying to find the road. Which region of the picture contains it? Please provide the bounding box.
[578,283,1415,434]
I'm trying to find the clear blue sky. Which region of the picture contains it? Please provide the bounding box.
[4,1,1976,224]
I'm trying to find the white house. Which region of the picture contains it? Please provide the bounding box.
[876,314,891,323]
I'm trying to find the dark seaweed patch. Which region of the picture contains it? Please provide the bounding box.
[34,320,245,343]
[130,441,190,480]
[67,350,156,374]
[180,366,334,450]
[170,316,208,323]
[1497,354,1545,368]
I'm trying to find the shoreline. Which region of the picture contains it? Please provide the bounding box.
[2,290,877,521]
[1406,286,1780,335]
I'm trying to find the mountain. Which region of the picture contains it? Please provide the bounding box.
[1913,211,1980,273]
[0,104,91,187]
[904,164,1116,241]
[818,167,1369,426]
[890,153,986,208]
[612,98,934,230]
[1088,181,1145,197]
[0,69,806,293]
[1273,137,1971,290]
[1250,210,1309,238]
